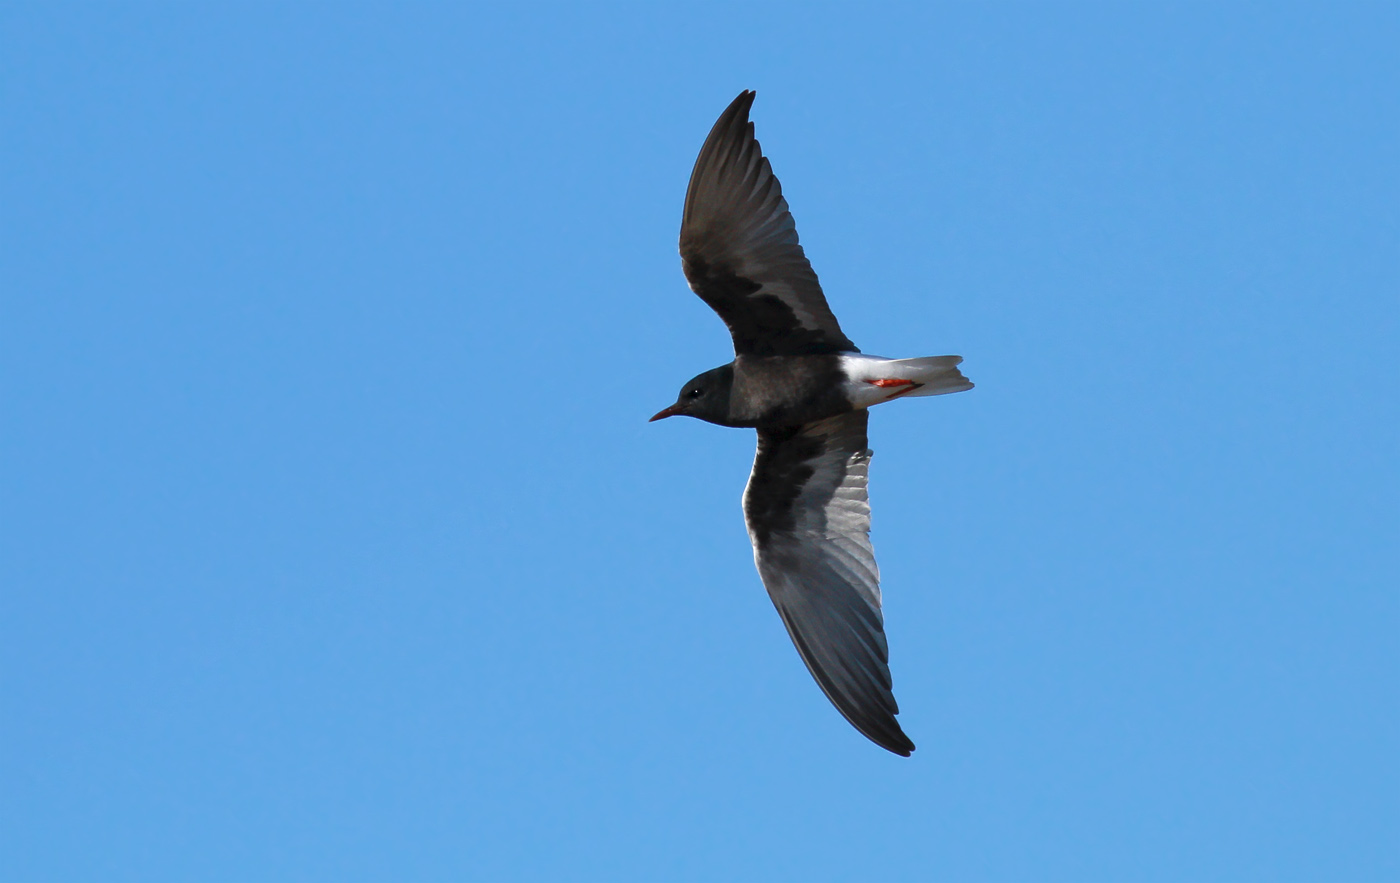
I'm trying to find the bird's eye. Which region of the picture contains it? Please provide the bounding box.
[686,388,703,399]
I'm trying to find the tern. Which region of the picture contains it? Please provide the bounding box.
[651,91,972,756]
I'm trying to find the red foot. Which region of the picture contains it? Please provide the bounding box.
[866,378,915,388]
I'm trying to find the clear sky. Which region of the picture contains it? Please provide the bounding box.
[3,3,1396,881]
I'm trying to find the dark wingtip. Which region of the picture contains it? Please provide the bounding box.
[719,89,757,121]
[886,737,916,758]
[873,725,916,757]
[841,694,917,757]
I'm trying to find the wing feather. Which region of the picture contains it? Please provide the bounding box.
[681,91,859,357]
[743,411,915,756]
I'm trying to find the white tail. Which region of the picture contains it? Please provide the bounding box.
[840,354,974,408]
[884,355,974,397]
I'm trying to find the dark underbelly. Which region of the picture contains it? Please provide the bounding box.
[730,354,853,429]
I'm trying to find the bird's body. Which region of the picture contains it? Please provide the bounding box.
[655,354,971,428]
[652,91,972,757]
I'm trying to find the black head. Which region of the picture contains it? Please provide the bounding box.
[649,364,735,426]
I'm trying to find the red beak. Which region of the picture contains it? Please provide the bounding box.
[649,404,682,422]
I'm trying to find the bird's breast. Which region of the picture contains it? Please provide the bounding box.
[731,354,852,428]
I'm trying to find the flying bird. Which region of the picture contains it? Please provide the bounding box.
[651,91,972,757]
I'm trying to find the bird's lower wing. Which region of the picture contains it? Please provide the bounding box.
[743,411,914,756]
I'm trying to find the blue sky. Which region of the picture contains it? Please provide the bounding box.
[2,3,1396,881]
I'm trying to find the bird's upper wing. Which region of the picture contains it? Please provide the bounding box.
[743,411,914,756]
[680,91,859,357]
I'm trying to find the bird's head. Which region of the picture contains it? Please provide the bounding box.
[649,364,735,425]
